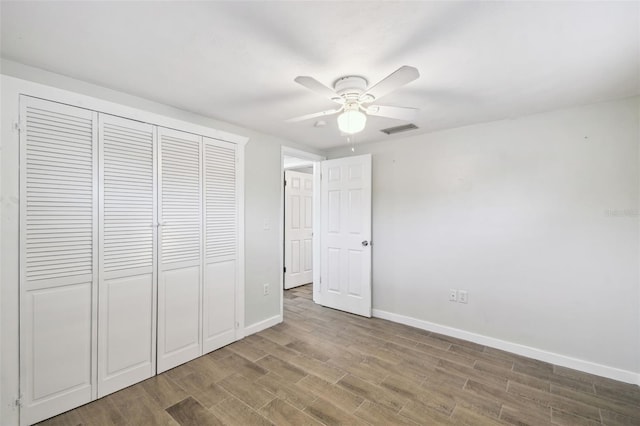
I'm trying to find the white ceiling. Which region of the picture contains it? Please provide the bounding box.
[1,1,638,150]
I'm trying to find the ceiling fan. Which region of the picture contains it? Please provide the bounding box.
[286,66,420,135]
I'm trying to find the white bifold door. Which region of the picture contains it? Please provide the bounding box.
[19,98,159,424]
[157,129,238,373]
[19,97,98,426]
[202,138,238,353]
[284,170,313,289]
[157,128,203,373]
[319,154,372,317]
[97,114,157,397]
[19,95,241,424]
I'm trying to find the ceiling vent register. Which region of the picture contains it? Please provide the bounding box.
[380,123,419,135]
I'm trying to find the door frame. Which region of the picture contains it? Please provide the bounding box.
[280,146,324,318]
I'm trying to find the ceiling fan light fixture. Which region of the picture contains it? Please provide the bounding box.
[288,66,420,134]
[337,108,367,134]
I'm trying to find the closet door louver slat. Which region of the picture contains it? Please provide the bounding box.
[24,110,94,281]
[160,135,201,265]
[205,141,236,261]
[97,114,157,397]
[19,96,98,426]
[102,119,154,273]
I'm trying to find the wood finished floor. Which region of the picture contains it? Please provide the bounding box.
[40,284,639,426]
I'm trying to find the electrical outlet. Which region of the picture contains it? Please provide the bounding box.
[458,290,468,304]
[263,283,270,296]
[449,289,457,302]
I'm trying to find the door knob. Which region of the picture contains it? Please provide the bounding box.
[362,240,369,247]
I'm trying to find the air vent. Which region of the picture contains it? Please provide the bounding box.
[380,123,419,135]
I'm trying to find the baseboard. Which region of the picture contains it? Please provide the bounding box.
[244,314,282,336]
[372,309,639,386]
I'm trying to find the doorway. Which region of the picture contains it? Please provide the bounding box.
[280,147,324,318]
[284,167,314,289]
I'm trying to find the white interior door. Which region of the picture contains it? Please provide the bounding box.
[19,96,98,425]
[202,137,238,353]
[284,170,313,289]
[157,127,202,373]
[319,154,372,317]
[97,114,157,397]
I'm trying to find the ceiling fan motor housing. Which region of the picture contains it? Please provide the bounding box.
[334,76,369,101]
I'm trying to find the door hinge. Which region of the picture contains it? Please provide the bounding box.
[235,321,240,329]
[14,395,22,408]
[284,179,287,187]
[13,122,22,133]
[283,266,287,273]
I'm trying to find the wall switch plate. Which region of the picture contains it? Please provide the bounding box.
[449,289,457,302]
[263,283,270,296]
[458,290,468,304]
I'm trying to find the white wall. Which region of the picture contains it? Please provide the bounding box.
[328,97,640,381]
[285,166,313,174]
[244,135,284,326]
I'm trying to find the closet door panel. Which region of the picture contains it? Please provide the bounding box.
[19,96,98,425]
[202,138,237,353]
[28,284,92,400]
[203,260,236,352]
[98,114,156,397]
[102,274,153,373]
[157,127,202,373]
[161,266,201,353]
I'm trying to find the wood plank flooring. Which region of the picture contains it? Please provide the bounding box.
[39,284,640,425]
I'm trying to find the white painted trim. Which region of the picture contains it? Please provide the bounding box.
[1,77,21,426]
[279,154,284,320]
[372,309,640,386]
[0,72,3,426]
[637,92,640,392]
[244,315,282,337]
[311,162,322,306]
[279,147,325,319]
[236,142,246,340]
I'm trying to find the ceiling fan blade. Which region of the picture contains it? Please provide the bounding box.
[285,108,343,123]
[366,105,419,122]
[363,66,420,101]
[294,76,342,103]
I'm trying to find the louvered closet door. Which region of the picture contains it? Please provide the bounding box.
[157,127,203,373]
[98,114,157,397]
[19,96,98,425]
[202,137,237,353]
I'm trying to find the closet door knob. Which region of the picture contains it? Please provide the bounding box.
[362,240,369,247]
